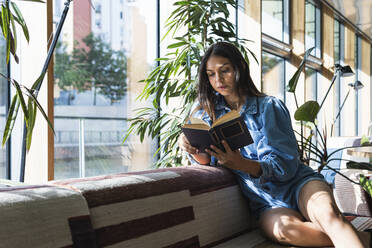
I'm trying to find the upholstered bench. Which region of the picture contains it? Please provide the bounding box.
[0,184,95,248]
[52,165,269,247]
[1,165,372,248]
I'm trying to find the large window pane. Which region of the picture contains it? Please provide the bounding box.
[53,0,156,179]
[262,51,285,101]
[355,35,362,135]
[0,36,7,178]
[305,67,317,101]
[262,0,289,42]
[305,1,321,57]
[334,20,340,63]
[333,19,341,136]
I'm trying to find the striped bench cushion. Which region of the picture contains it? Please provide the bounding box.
[334,169,372,217]
[53,165,255,248]
[0,185,95,248]
[51,166,372,248]
[213,216,372,248]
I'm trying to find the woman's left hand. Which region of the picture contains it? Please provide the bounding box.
[205,140,243,169]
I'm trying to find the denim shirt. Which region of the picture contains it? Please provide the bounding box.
[188,94,322,215]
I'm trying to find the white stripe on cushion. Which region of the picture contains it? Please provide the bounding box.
[192,185,252,246]
[90,190,192,228]
[0,187,90,248]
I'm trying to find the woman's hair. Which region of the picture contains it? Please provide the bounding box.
[197,41,263,121]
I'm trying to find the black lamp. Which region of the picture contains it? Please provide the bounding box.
[335,64,354,77]
[348,80,364,90]
[319,64,354,110]
[334,80,364,122]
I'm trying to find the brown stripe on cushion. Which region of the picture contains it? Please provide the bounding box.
[163,236,200,248]
[96,206,195,247]
[52,166,237,208]
[68,215,98,248]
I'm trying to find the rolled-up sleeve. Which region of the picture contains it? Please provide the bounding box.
[257,97,299,183]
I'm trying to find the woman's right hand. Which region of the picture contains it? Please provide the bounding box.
[178,133,199,155]
[179,133,211,165]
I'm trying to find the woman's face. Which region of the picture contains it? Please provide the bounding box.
[206,55,238,98]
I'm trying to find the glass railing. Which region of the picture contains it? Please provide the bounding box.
[54,116,129,179]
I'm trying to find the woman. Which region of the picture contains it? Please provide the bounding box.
[179,41,368,247]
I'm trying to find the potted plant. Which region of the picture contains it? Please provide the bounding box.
[287,47,372,196]
[124,0,257,168]
[0,0,53,151]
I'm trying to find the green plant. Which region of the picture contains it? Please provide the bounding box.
[0,0,53,151]
[124,0,257,168]
[55,33,127,105]
[287,47,372,189]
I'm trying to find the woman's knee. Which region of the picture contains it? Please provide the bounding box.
[298,180,339,222]
[271,215,301,244]
[307,199,343,228]
[260,209,303,244]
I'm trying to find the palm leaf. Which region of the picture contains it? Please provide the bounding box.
[287,47,314,93]
[11,2,29,42]
[23,86,55,134]
[2,94,19,147]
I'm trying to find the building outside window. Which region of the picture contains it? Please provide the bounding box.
[262,51,286,102]
[305,0,321,57]
[261,0,289,43]
[0,36,7,178]
[53,0,156,179]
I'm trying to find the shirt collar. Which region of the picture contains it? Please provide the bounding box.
[215,93,258,114]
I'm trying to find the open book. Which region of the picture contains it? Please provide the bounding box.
[181,110,253,152]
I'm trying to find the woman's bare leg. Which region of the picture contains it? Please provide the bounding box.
[298,180,364,248]
[259,207,333,246]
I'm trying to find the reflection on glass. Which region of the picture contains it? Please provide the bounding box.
[0,36,7,178]
[305,67,317,101]
[334,20,340,63]
[262,0,283,41]
[262,51,285,101]
[305,1,315,54]
[53,0,156,179]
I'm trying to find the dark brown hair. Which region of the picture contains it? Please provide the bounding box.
[197,41,263,121]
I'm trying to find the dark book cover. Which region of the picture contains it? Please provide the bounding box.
[209,115,253,151]
[182,112,253,153]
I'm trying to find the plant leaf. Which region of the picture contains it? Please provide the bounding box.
[360,174,372,198]
[23,86,55,134]
[9,10,17,55]
[2,94,20,147]
[12,79,29,122]
[11,2,29,42]
[31,72,46,90]
[361,135,371,146]
[1,5,10,63]
[294,100,320,123]
[287,47,315,93]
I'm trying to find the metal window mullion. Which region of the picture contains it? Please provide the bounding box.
[6,58,11,179]
[79,118,85,178]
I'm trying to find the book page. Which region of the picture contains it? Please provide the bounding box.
[183,117,210,130]
[212,110,240,128]
[189,117,209,125]
[182,123,210,130]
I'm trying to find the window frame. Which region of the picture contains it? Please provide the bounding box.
[305,0,322,58]
[261,0,290,44]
